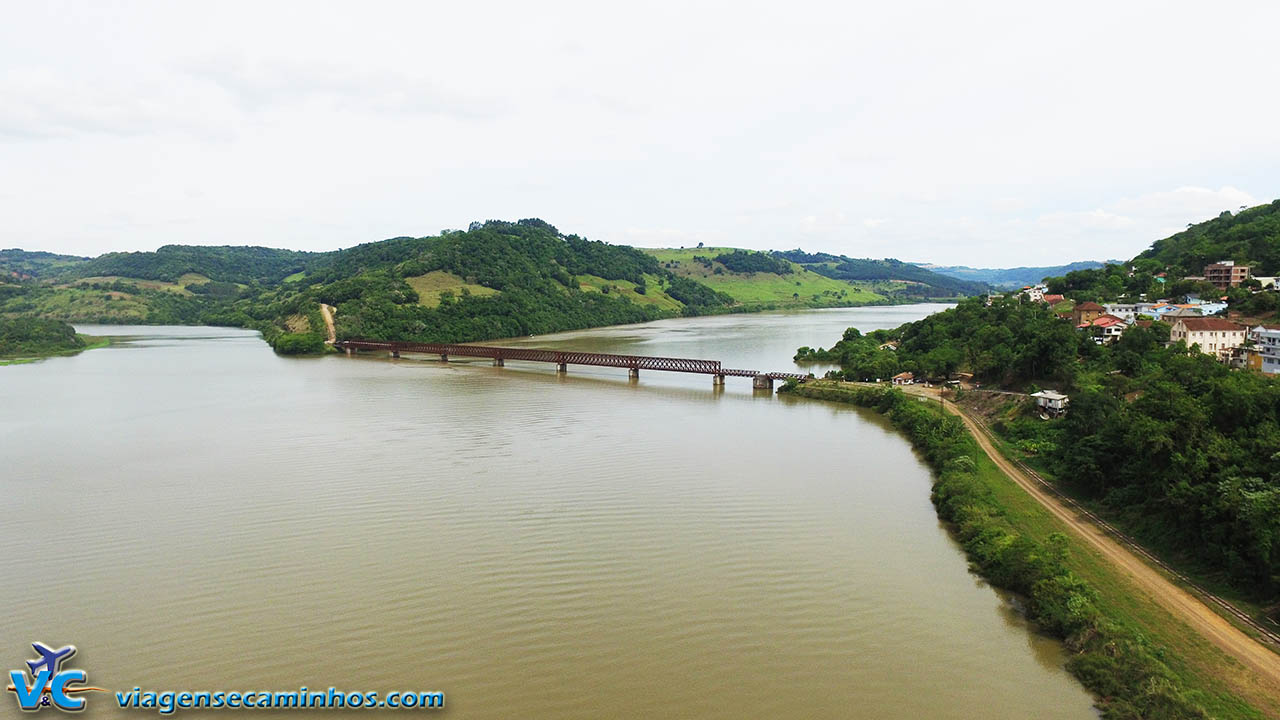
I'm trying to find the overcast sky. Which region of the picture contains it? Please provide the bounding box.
[2,1,1277,266]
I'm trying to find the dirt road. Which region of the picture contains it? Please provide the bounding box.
[319,303,336,344]
[900,385,1280,701]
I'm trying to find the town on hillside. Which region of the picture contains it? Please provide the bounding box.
[1018,259,1280,376]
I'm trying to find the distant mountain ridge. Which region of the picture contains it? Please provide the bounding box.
[919,261,1116,289]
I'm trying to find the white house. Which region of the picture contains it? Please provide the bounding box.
[1031,390,1069,416]
[1248,325,1280,375]
[1104,304,1139,322]
[1169,317,1247,361]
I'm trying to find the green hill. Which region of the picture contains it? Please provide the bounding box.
[1042,200,1280,308]
[1,220,935,355]
[0,221,751,353]
[645,247,885,308]
[69,245,318,285]
[0,249,90,279]
[1136,199,1280,277]
[772,250,990,298]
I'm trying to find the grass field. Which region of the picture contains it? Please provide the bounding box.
[6,286,155,323]
[577,273,684,313]
[405,271,500,308]
[69,275,196,295]
[643,247,884,307]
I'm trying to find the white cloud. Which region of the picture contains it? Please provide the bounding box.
[183,56,507,120]
[0,2,1276,263]
[0,67,225,140]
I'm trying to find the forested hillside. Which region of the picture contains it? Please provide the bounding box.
[0,316,87,357]
[71,245,318,284]
[1137,200,1280,277]
[1043,201,1280,305]
[772,250,989,298]
[803,296,1280,604]
[0,249,89,278]
[1,220,743,353]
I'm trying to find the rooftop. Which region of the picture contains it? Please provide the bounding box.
[1175,317,1244,332]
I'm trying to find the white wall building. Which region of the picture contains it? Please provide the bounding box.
[1104,304,1139,322]
[1249,325,1280,375]
[1169,317,1246,361]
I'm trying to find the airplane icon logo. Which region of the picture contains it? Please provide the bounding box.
[7,642,104,712]
[27,643,77,677]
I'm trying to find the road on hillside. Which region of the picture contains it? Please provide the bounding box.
[319,303,336,344]
[894,384,1280,708]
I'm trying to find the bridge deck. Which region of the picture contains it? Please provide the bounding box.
[336,339,807,381]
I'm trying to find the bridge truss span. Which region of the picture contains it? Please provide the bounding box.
[335,339,808,386]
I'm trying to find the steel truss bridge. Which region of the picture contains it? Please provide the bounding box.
[335,339,808,388]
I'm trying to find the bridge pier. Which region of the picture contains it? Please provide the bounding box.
[391,350,400,358]
[712,374,725,386]
[345,346,353,356]
[440,354,448,362]
[753,375,774,390]
[628,367,640,380]
[557,362,568,373]
[493,358,504,367]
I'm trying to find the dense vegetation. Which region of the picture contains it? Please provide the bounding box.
[773,250,989,298]
[784,382,1218,718]
[712,249,792,275]
[0,316,86,357]
[1137,200,1280,277]
[0,220,740,354]
[1043,201,1280,306]
[0,249,89,278]
[797,297,1081,384]
[804,295,1280,602]
[72,245,317,284]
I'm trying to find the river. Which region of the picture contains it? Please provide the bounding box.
[1,305,1096,718]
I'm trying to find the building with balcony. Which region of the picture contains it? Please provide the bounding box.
[1202,261,1251,288]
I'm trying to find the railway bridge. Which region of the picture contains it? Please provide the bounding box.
[335,339,809,389]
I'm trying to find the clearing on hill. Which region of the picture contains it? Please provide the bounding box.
[405,271,500,308]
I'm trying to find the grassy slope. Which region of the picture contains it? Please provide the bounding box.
[644,247,885,308]
[12,286,155,322]
[5,274,221,324]
[405,271,500,308]
[576,273,684,313]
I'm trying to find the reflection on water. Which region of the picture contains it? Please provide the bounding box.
[1,307,1095,718]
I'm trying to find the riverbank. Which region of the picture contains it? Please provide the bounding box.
[784,380,1279,719]
[0,334,109,366]
[954,389,1280,649]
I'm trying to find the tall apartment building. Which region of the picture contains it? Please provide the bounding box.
[1202,260,1251,288]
